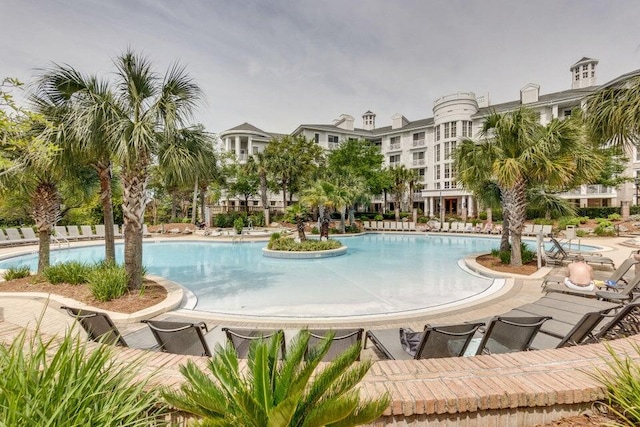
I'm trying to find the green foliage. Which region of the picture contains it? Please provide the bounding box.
[268,237,342,251]
[374,214,383,221]
[595,219,616,236]
[43,261,91,285]
[344,224,360,233]
[311,226,320,234]
[0,324,166,425]
[2,265,31,280]
[575,207,621,219]
[214,211,246,228]
[591,343,640,426]
[492,243,535,265]
[249,212,265,227]
[417,215,429,223]
[269,232,281,242]
[478,211,488,220]
[233,217,245,234]
[532,218,554,225]
[558,216,581,230]
[163,330,390,426]
[576,229,588,238]
[608,213,622,221]
[87,263,129,302]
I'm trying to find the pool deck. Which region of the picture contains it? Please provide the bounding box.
[1,232,639,426]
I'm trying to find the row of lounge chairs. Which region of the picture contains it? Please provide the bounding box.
[430,221,498,233]
[543,235,616,267]
[0,224,152,246]
[362,221,417,231]
[61,306,362,361]
[522,224,553,236]
[63,289,640,362]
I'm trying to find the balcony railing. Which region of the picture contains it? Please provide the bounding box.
[328,142,340,150]
[389,142,401,150]
[562,184,615,197]
[412,159,425,166]
[412,139,425,147]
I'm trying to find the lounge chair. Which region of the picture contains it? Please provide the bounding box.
[66,225,82,241]
[62,306,156,349]
[113,224,123,238]
[53,226,69,239]
[541,224,553,236]
[430,222,441,232]
[18,227,39,244]
[530,310,609,350]
[544,257,639,289]
[544,236,615,268]
[365,322,484,360]
[142,224,152,237]
[490,224,502,235]
[94,224,106,238]
[473,316,551,355]
[4,228,24,244]
[305,328,364,362]
[522,224,535,236]
[222,327,286,359]
[544,260,640,301]
[80,225,98,239]
[143,320,212,356]
[441,222,450,232]
[589,300,640,342]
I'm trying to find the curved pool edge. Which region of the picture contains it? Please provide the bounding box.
[464,253,553,280]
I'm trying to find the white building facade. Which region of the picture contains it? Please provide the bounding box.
[221,58,640,216]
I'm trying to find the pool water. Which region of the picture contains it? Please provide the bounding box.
[0,234,509,318]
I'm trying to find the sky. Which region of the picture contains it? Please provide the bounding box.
[3,0,640,136]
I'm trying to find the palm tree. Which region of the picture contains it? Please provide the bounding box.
[455,107,602,266]
[163,330,390,426]
[31,67,120,262]
[109,50,204,289]
[287,203,308,241]
[300,181,336,239]
[586,75,640,148]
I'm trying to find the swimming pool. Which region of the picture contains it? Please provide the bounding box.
[0,234,511,318]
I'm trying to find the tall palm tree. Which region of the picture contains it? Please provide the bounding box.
[586,75,640,148]
[455,108,602,266]
[245,152,272,225]
[163,331,390,426]
[31,67,120,262]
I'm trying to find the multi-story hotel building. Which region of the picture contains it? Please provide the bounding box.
[220,58,640,216]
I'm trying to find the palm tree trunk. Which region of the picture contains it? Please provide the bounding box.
[31,181,59,274]
[503,181,527,266]
[170,191,178,221]
[500,211,510,253]
[191,179,198,224]
[96,163,115,263]
[122,168,147,290]
[259,173,270,225]
[339,208,346,233]
[296,215,306,241]
[199,186,206,225]
[348,206,355,225]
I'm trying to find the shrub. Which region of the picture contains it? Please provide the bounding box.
[43,261,91,285]
[0,325,166,425]
[608,213,622,221]
[2,265,31,281]
[269,232,281,242]
[478,211,488,221]
[311,226,319,234]
[591,343,640,426]
[492,243,535,265]
[233,217,244,234]
[532,218,554,225]
[248,212,264,227]
[558,216,581,230]
[374,214,383,221]
[595,220,616,236]
[164,330,389,426]
[87,264,129,302]
[417,215,429,223]
[267,237,342,251]
[329,227,339,234]
[344,224,360,233]
[576,229,589,237]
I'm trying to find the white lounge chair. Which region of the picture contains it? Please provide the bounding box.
[523,224,535,236]
[19,227,39,244]
[541,224,553,236]
[94,224,106,238]
[80,225,98,240]
[441,222,450,232]
[113,224,123,238]
[66,225,82,241]
[54,226,69,239]
[142,224,152,237]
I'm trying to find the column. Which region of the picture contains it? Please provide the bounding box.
[552,105,558,119]
[467,195,474,217]
[235,136,241,158]
[428,197,434,217]
[248,136,253,157]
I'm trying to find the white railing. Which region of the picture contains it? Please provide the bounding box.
[412,139,425,147]
[389,142,401,150]
[412,159,425,166]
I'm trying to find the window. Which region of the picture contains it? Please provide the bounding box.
[451,122,457,138]
[389,136,401,150]
[435,182,441,190]
[328,135,339,144]
[270,201,276,206]
[583,71,588,78]
[413,132,425,146]
[636,147,640,162]
[451,141,456,156]
[434,164,440,180]
[444,163,450,179]
[451,165,456,180]
[444,181,450,189]
[389,154,400,164]
[413,151,425,161]
[444,123,450,139]
[435,144,440,162]
[314,133,320,143]
[444,142,450,160]
[435,125,440,141]
[418,168,426,177]
[253,146,259,154]
[564,109,572,117]
[253,201,259,206]
[462,121,473,137]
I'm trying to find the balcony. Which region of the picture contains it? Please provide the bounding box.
[328,142,340,150]
[561,184,615,197]
[412,159,425,166]
[412,139,425,147]
[389,142,401,151]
